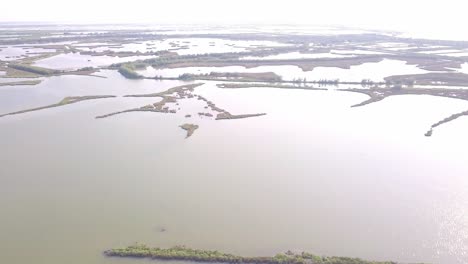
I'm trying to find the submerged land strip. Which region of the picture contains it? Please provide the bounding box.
[339,87,468,136]
[0,61,100,79]
[0,80,42,86]
[340,87,468,107]
[96,83,266,121]
[0,82,266,139]
[218,82,468,136]
[0,95,116,118]
[2,79,468,137]
[104,244,402,264]
[217,82,327,91]
[3,28,468,137]
[425,109,468,137]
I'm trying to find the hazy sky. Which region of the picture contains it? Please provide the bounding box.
[2,0,467,39]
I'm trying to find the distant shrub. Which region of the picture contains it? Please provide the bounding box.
[8,64,58,75]
[118,65,142,79]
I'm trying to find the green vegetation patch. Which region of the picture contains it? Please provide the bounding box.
[104,244,399,264]
[117,64,143,79]
[179,71,283,82]
[0,80,42,86]
[8,63,60,76]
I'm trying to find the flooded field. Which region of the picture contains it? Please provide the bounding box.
[33,53,156,70]
[0,46,56,60]
[74,38,290,55]
[141,59,428,82]
[2,23,468,264]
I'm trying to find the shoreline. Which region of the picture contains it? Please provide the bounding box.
[104,245,401,264]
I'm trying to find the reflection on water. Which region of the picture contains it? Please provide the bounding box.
[1,79,468,264]
[432,190,468,263]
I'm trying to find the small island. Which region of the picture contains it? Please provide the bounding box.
[180,123,199,138]
[104,244,400,264]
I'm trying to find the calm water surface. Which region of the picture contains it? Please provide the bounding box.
[1,77,468,264]
[33,54,156,70]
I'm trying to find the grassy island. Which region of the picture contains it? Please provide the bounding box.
[104,244,400,264]
[180,123,199,138]
[0,80,42,86]
[179,71,283,82]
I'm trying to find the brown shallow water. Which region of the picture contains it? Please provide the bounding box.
[1,79,468,264]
